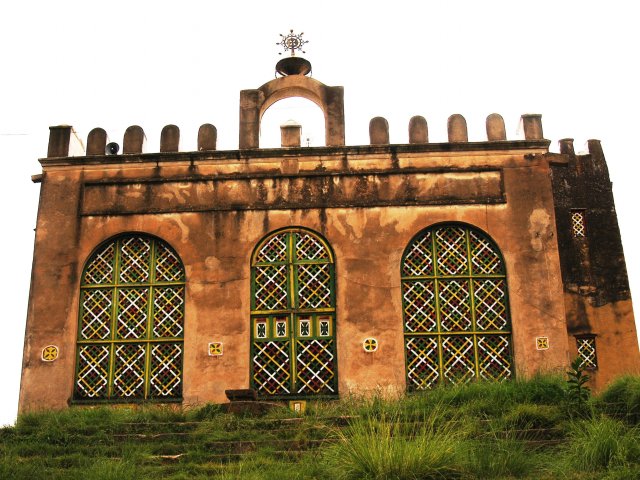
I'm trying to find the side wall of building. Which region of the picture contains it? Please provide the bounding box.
[551,140,640,390]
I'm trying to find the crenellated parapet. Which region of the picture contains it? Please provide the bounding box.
[367,113,543,146]
[49,123,219,158]
[45,113,546,159]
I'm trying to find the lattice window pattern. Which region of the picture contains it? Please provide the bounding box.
[474,279,508,331]
[153,287,185,338]
[251,229,337,397]
[83,243,115,285]
[402,231,434,277]
[253,341,292,395]
[75,345,109,399]
[116,288,148,339]
[406,337,440,389]
[155,242,184,282]
[296,232,330,261]
[112,344,146,398]
[577,337,598,369]
[571,210,587,238]
[402,224,513,390]
[470,230,504,274]
[150,343,183,397]
[75,235,185,401]
[254,265,288,310]
[441,335,476,384]
[80,289,113,340]
[255,233,288,263]
[296,263,332,309]
[477,335,512,381]
[296,339,336,394]
[403,281,437,333]
[119,237,151,283]
[438,280,472,331]
[435,226,469,275]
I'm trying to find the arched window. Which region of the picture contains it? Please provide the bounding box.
[402,224,513,390]
[250,228,337,397]
[74,235,185,401]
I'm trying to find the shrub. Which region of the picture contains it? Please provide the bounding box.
[566,357,591,401]
[465,438,537,478]
[510,374,567,405]
[500,403,562,432]
[598,376,640,424]
[567,416,640,471]
[325,407,464,479]
[564,357,594,419]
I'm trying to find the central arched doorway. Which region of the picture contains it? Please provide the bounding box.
[250,228,337,398]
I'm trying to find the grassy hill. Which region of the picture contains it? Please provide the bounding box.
[1,374,639,479]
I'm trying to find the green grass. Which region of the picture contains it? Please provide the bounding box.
[2,375,639,479]
[566,416,640,471]
[598,376,640,424]
[465,437,539,478]
[324,405,465,479]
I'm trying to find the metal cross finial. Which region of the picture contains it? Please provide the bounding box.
[277,30,308,57]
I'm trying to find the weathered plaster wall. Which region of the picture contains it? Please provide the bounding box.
[551,139,640,389]
[565,296,638,390]
[19,142,571,412]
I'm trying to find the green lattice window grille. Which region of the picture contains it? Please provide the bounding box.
[251,229,337,398]
[576,336,598,370]
[402,224,514,390]
[74,235,185,402]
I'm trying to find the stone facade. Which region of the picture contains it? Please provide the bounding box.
[18,64,639,413]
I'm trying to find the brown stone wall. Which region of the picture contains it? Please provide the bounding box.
[550,140,640,390]
[19,168,84,411]
[565,295,639,391]
[19,142,572,412]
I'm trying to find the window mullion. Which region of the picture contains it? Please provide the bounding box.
[465,229,481,380]
[145,240,156,399]
[107,239,122,399]
[430,231,445,385]
[291,312,298,394]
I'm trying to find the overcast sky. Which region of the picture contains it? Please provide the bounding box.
[1,1,638,426]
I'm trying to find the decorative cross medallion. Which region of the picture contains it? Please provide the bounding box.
[536,336,550,350]
[363,338,378,353]
[208,342,223,356]
[42,345,59,362]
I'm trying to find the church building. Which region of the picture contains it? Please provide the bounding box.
[18,33,639,412]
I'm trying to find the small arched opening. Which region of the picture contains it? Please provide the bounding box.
[260,97,326,148]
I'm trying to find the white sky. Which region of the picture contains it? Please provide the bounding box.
[1,1,638,426]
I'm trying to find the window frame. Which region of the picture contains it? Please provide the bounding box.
[576,335,598,370]
[401,223,514,390]
[570,209,587,239]
[250,228,338,399]
[73,234,185,403]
